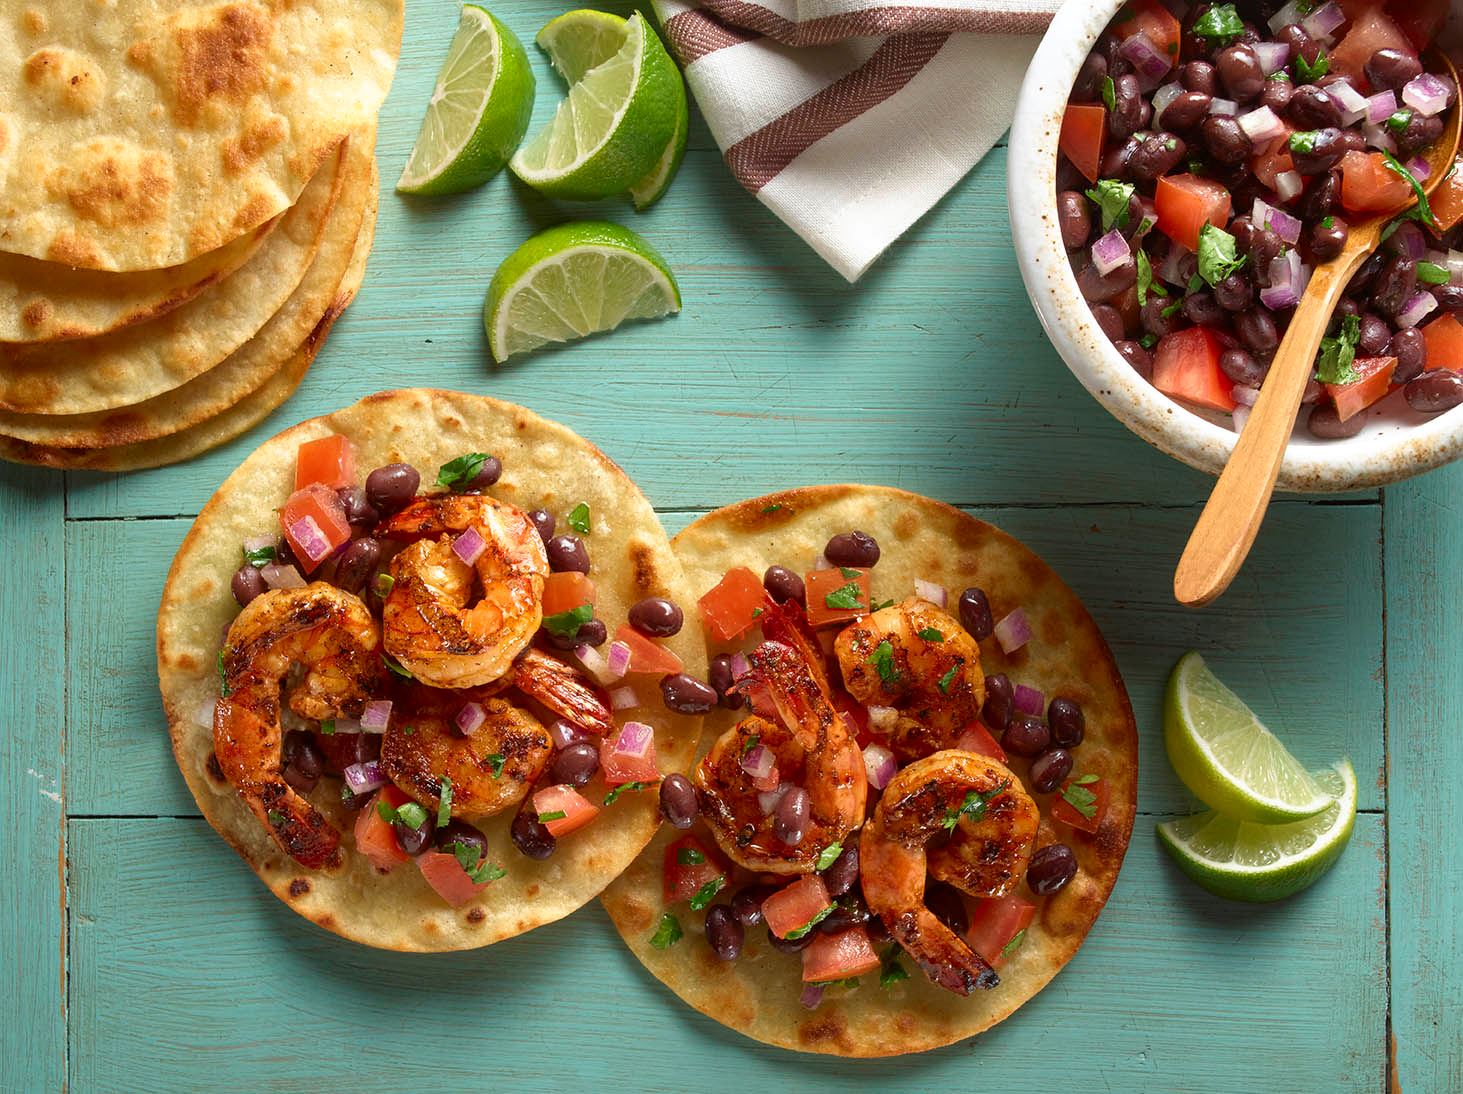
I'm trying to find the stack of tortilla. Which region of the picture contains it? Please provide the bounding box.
[0,0,405,470]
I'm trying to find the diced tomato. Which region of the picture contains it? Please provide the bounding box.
[1324,356,1398,421]
[1423,313,1463,370]
[1154,174,1232,253]
[354,785,410,870]
[280,484,351,574]
[804,567,871,629]
[1330,7,1414,85]
[763,874,832,939]
[1429,160,1463,235]
[612,624,684,676]
[954,723,1007,763]
[531,784,599,837]
[542,571,596,618]
[1250,125,1295,192]
[967,894,1037,967]
[801,926,881,983]
[1153,327,1238,413]
[1059,103,1107,184]
[417,850,494,907]
[599,730,660,786]
[294,434,356,491]
[1340,151,1413,214]
[1111,0,1180,69]
[1392,0,1448,51]
[1051,775,1109,835]
[663,834,725,904]
[697,566,766,642]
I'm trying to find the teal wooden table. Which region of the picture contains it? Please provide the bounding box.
[4,3,1460,1090]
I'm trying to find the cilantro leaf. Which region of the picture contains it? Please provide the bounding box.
[815,841,844,871]
[1383,151,1437,229]
[435,452,490,488]
[1418,261,1451,286]
[538,810,568,823]
[1139,333,1158,350]
[1101,75,1116,112]
[879,948,910,989]
[486,753,505,778]
[1084,178,1135,232]
[741,734,761,756]
[375,572,395,598]
[868,640,899,685]
[783,904,837,940]
[266,809,285,827]
[603,780,655,806]
[216,648,231,698]
[1061,780,1099,820]
[823,581,865,611]
[942,779,1010,832]
[917,627,944,642]
[1315,313,1362,386]
[243,545,276,567]
[319,719,336,735]
[650,913,683,949]
[450,841,505,884]
[1295,49,1329,83]
[1387,109,1414,135]
[689,876,726,911]
[869,598,896,612]
[396,801,429,830]
[1136,248,1167,307]
[1000,928,1028,958]
[1288,130,1319,155]
[677,847,706,866]
[566,502,591,535]
[937,663,961,695]
[761,504,784,514]
[839,567,861,579]
[382,654,414,680]
[542,603,594,638]
[437,775,453,828]
[1197,223,1245,288]
[1191,2,1243,45]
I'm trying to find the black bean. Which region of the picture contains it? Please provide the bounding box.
[1335,298,1361,319]
[1213,272,1254,312]
[1002,714,1051,758]
[365,463,420,514]
[1078,258,1138,304]
[460,455,502,491]
[1437,285,1463,314]
[983,673,1015,733]
[628,597,683,638]
[818,894,873,935]
[1285,85,1342,129]
[1364,47,1423,92]
[821,836,861,897]
[1349,251,1388,296]
[1102,138,1139,181]
[1162,91,1213,131]
[661,673,718,715]
[1375,256,1418,319]
[1030,748,1075,794]
[732,885,773,926]
[1276,24,1321,68]
[1200,114,1253,165]
[925,881,968,936]
[435,819,488,859]
[767,924,814,953]
[1405,370,1463,413]
[333,537,382,596]
[1386,220,1427,260]
[1027,844,1079,895]
[1126,195,1157,241]
[1310,219,1348,263]
[1216,44,1265,103]
[708,654,745,711]
[1220,348,1267,388]
[528,508,555,543]
[762,565,804,604]
[1291,127,1346,176]
[1306,403,1367,439]
[705,905,744,960]
[1389,328,1428,383]
[1302,378,1324,406]
[1129,132,1188,182]
[1359,314,1394,357]
[510,809,556,859]
[336,486,379,528]
[579,619,609,647]
[231,564,266,606]
[1299,170,1341,221]
[958,587,994,640]
[1247,229,1283,285]
[548,741,600,788]
[1091,303,1126,344]
[545,534,590,573]
[824,530,880,568]
[1110,74,1148,141]
[282,731,322,793]
[1181,61,1217,95]
[1058,190,1093,250]
[1259,75,1294,114]
[1183,291,1225,328]
[774,786,811,846]
[1235,308,1279,355]
[1396,113,1445,157]
[659,773,699,829]
[1116,341,1154,380]
[1048,697,1086,748]
[1142,297,1185,339]
[1072,50,1109,102]
[393,816,433,856]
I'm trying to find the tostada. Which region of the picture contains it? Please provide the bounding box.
[602,485,1137,1055]
[158,390,705,950]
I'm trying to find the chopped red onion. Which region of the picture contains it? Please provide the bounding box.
[260,562,305,590]
[242,533,278,557]
[452,526,486,566]
[1267,0,1307,33]
[913,578,947,608]
[194,698,219,728]
[740,744,776,779]
[994,608,1032,655]
[1367,90,1398,126]
[548,719,582,749]
[1013,684,1045,716]
[287,515,333,565]
[1232,384,1260,407]
[1118,32,1172,89]
[614,721,654,760]
[1158,244,1190,287]
[1252,198,1301,245]
[456,702,486,736]
[359,700,392,733]
[606,640,633,679]
[1398,291,1440,330]
[1238,106,1285,144]
[758,782,790,814]
[1260,249,1308,311]
[813,554,833,571]
[1403,74,1453,118]
[1445,250,1463,281]
[1251,42,1290,76]
[1091,229,1131,277]
[1153,82,1184,125]
[862,743,897,790]
[1275,170,1305,204]
[867,705,898,733]
[575,643,616,686]
[1208,97,1238,117]
[1363,121,1397,153]
[1393,221,1427,261]
[1300,1,1343,41]
[344,760,387,794]
[1232,404,1252,434]
[1409,156,1432,182]
[332,717,363,734]
[799,983,826,1010]
[609,686,639,710]
[1328,80,1369,125]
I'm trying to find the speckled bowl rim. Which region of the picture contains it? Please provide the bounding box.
[1007,0,1463,493]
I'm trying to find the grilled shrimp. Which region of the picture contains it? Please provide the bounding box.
[836,598,986,762]
[861,751,1039,994]
[377,494,549,689]
[509,648,614,738]
[694,639,866,874]
[213,584,384,870]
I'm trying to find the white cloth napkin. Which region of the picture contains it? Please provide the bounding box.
[652,0,1060,280]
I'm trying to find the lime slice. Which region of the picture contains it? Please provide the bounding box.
[484,220,681,362]
[396,5,535,196]
[1164,652,1334,824]
[510,12,681,200]
[1157,758,1356,903]
[629,88,688,210]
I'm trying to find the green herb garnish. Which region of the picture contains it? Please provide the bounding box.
[1000,929,1028,958]
[869,598,895,612]
[1162,299,1185,319]
[650,913,683,949]
[879,948,910,989]
[868,640,899,685]
[1383,151,1437,229]
[1295,50,1329,83]
[1321,215,1335,229]
[1418,261,1451,286]
[677,847,706,866]
[815,841,844,871]
[937,663,960,695]
[839,567,861,579]
[538,810,568,823]
[741,734,761,756]
[689,876,726,911]
[783,904,837,940]
[266,809,285,827]
[1288,130,1319,155]
[1191,2,1243,46]
[397,802,428,830]
[1387,109,1414,134]
[761,504,784,514]
[566,502,591,535]
[1315,312,1362,386]
[437,775,453,828]
[450,842,505,884]
[917,627,944,642]
[243,545,276,567]
[942,779,1010,832]
[1136,248,1167,307]
[483,753,505,778]
[319,719,336,735]
[375,572,395,598]
[1197,223,1245,287]
[1101,75,1116,112]
[604,780,655,806]
[1084,178,1135,232]
[1139,333,1158,350]
[823,581,865,611]
[216,648,231,697]
[1061,774,1100,820]
[382,653,414,680]
[435,452,490,489]
[542,603,594,638]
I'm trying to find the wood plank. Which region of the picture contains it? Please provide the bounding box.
[66,813,1384,1091]
[0,469,66,1090]
[66,501,1382,820]
[1385,460,1463,1093]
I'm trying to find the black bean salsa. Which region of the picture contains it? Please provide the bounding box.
[1058,0,1463,438]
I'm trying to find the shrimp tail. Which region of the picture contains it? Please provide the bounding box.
[889,910,999,994]
[757,598,833,694]
[512,649,614,737]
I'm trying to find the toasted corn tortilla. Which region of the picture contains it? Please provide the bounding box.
[0,0,402,271]
[0,144,376,449]
[0,136,356,416]
[602,485,1138,1057]
[0,180,378,471]
[158,390,706,950]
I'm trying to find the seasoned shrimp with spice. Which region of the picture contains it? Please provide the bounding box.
[694,638,866,874]
[860,751,1040,995]
[213,584,385,870]
[377,493,549,689]
[836,597,986,762]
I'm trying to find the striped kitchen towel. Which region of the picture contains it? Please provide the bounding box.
[652,0,1060,280]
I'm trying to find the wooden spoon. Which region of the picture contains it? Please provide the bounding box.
[1174,57,1462,608]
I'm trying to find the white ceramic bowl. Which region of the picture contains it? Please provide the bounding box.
[1008,0,1463,492]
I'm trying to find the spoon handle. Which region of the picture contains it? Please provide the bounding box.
[1173,229,1379,607]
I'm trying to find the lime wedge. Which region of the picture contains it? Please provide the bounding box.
[629,88,688,210]
[1157,758,1356,903]
[397,5,535,196]
[484,220,681,362]
[510,12,681,200]
[1164,652,1334,824]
